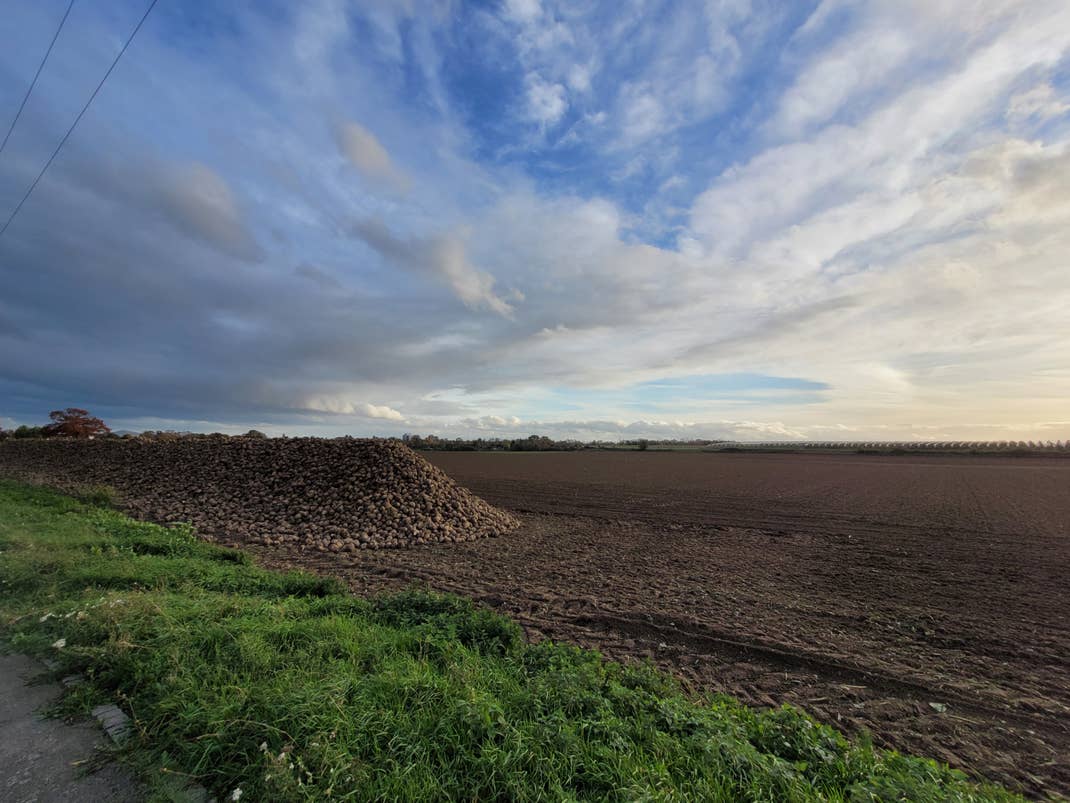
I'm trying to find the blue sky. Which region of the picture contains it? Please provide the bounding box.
[1,0,1069,441]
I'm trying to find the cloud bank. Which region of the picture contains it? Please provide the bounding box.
[0,0,1068,441]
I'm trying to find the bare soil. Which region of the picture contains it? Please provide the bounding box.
[242,451,1070,799]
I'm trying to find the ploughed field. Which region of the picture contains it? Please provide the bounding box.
[245,451,1070,798]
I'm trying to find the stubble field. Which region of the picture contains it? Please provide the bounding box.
[245,451,1070,798]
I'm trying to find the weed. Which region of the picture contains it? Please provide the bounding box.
[73,483,118,508]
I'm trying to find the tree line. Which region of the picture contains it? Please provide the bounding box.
[399,434,728,451]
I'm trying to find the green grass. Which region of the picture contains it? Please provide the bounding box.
[0,480,1021,802]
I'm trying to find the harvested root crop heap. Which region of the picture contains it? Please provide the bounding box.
[0,437,519,550]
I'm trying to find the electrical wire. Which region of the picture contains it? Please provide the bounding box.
[0,0,76,157]
[0,0,160,240]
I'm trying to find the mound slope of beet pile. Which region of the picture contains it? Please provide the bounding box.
[0,437,519,549]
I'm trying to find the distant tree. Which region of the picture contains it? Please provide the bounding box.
[13,425,45,438]
[243,429,267,439]
[43,408,111,439]
[637,439,650,451]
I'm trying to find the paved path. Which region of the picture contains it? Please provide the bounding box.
[0,653,143,803]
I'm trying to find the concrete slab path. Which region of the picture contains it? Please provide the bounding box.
[0,653,143,803]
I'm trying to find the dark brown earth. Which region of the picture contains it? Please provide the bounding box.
[238,451,1069,799]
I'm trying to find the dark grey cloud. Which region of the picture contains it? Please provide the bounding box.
[27,143,264,263]
[334,121,411,194]
[154,162,264,262]
[295,262,342,289]
[0,142,490,425]
[0,4,728,433]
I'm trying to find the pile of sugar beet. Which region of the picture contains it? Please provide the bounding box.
[0,436,519,550]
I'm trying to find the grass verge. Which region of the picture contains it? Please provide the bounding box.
[0,480,1021,801]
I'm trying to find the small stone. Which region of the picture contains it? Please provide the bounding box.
[92,703,132,744]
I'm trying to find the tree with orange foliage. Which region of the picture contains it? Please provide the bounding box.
[43,408,111,439]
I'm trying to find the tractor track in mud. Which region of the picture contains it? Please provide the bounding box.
[240,451,1070,798]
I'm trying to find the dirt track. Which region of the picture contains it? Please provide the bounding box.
[243,451,1070,798]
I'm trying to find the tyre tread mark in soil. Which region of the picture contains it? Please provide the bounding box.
[571,611,1070,740]
[244,452,1070,799]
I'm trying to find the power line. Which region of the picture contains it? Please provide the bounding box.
[0,0,160,241]
[0,0,76,157]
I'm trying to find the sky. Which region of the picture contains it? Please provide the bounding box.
[1,0,1069,442]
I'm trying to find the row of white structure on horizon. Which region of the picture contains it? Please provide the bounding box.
[725,440,1069,450]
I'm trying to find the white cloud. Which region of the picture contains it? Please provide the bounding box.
[492,0,752,150]
[430,236,516,316]
[353,220,514,316]
[526,75,568,126]
[769,26,913,137]
[690,2,1070,260]
[290,0,351,93]
[567,63,591,93]
[6,0,1070,443]
[302,397,406,420]
[464,415,523,428]
[448,415,807,441]
[1006,82,1070,125]
[619,88,665,144]
[503,0,541,24]
[361,403,405,421]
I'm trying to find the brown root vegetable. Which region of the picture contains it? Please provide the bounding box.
[0,437,518,551]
